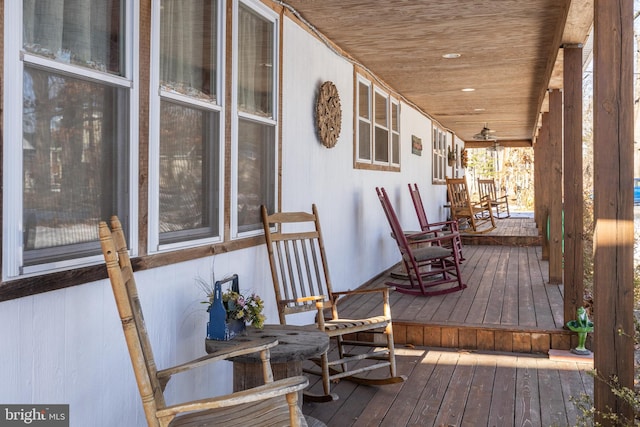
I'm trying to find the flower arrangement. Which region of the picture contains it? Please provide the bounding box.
[218,289,266,329]
[199,275,266,329]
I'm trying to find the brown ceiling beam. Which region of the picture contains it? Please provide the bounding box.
[463,139,532,149]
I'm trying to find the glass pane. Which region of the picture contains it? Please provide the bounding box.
[374,126,389,162]
[358,120,371,160]
[391,102,398,131]
[23,66,129,264]
[359,82,369,119]
[23,0,124,75]
[159,101,219,243]
[238,119,275,232]
[374,92,387,126]
[238,4,274,117]
[161,0,217,101]
[392,133,400,164]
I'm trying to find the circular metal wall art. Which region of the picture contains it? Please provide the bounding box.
[315,81,342,148]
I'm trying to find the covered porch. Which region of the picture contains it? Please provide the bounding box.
[303,216,594,426]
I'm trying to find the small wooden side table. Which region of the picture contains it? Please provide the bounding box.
[205,324,329,405]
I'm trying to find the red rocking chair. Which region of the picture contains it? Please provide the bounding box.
[408,183,464,261]
[376,187,467,296]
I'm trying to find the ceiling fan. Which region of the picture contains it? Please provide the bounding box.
[473,124,503,151]
[473,123,497,141]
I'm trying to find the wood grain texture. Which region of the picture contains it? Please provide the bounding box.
[281,0,587,144]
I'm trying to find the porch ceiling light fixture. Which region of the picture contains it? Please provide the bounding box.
[473,123,497,141]
[442,52,461,59]
[461,87,475,92]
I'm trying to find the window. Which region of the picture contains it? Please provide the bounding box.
[149,0,223,251]
[5,0,134,277]
[356,74,400,170]
[232,0,278,237]
[433,126,447,184]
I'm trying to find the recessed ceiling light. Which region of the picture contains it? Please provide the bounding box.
[474,108,485,111]
[442,53,461,59]
[461,88,475,92]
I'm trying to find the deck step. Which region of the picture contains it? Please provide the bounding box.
[391,322,589,354]
[461,234,541,246]
[458,215,541,246]
[347,323,591,354]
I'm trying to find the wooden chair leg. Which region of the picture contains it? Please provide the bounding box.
[321,352,331,398]
[286,392,301,427]
[386,324,397,377]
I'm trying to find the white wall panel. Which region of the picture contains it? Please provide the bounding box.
[0,15,451,427]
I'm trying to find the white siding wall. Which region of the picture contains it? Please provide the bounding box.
[0,16,451,427]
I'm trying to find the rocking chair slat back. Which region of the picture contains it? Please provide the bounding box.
[408,183,464,260]
[263,207,334,323]
[446,176,496,233]
[262,204,406,401]
[477,178,511,218]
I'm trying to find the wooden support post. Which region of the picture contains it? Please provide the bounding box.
[534,131,542,229]
[562,45,584,325]
[536,113,551,261]
[548,89,563,284]
[593,0,635,423]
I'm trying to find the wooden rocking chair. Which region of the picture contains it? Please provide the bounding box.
[261,205,406,402]
[408,183,464,261]
[377,187,467,296]
[445,176,496,233]
[477,178,511,218]
[99,216,309,427]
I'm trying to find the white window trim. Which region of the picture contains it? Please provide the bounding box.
[432,125,447,184]
[230,0,280,239]
[355,74,372,162]
[3,0,139,279]
[390,97,400,167]
[372,86,390,167]
[147,0,226,254]
[355,74,400,169]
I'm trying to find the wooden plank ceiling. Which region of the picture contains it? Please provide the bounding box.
[280,0,593,147]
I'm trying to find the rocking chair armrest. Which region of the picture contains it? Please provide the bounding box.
[157,337,279,382]
[330,287,392,320]
[156,375,309,420]
[472,198,492,209]
[395,229,436,243]
[289,295,326,304]
[332,287,391,297]
[421,220,457,229]
[278,295,326,309]
[401,231,461,247]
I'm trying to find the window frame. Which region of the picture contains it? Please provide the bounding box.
[432,125,448,184]
[3,0,139,280]
[355,72,400,171]
[230,0,280,239]
[147,0,226,253]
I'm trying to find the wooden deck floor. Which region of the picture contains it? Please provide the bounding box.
[302,347,594,427]
[301,215,594,426]
[337,216,575,354]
